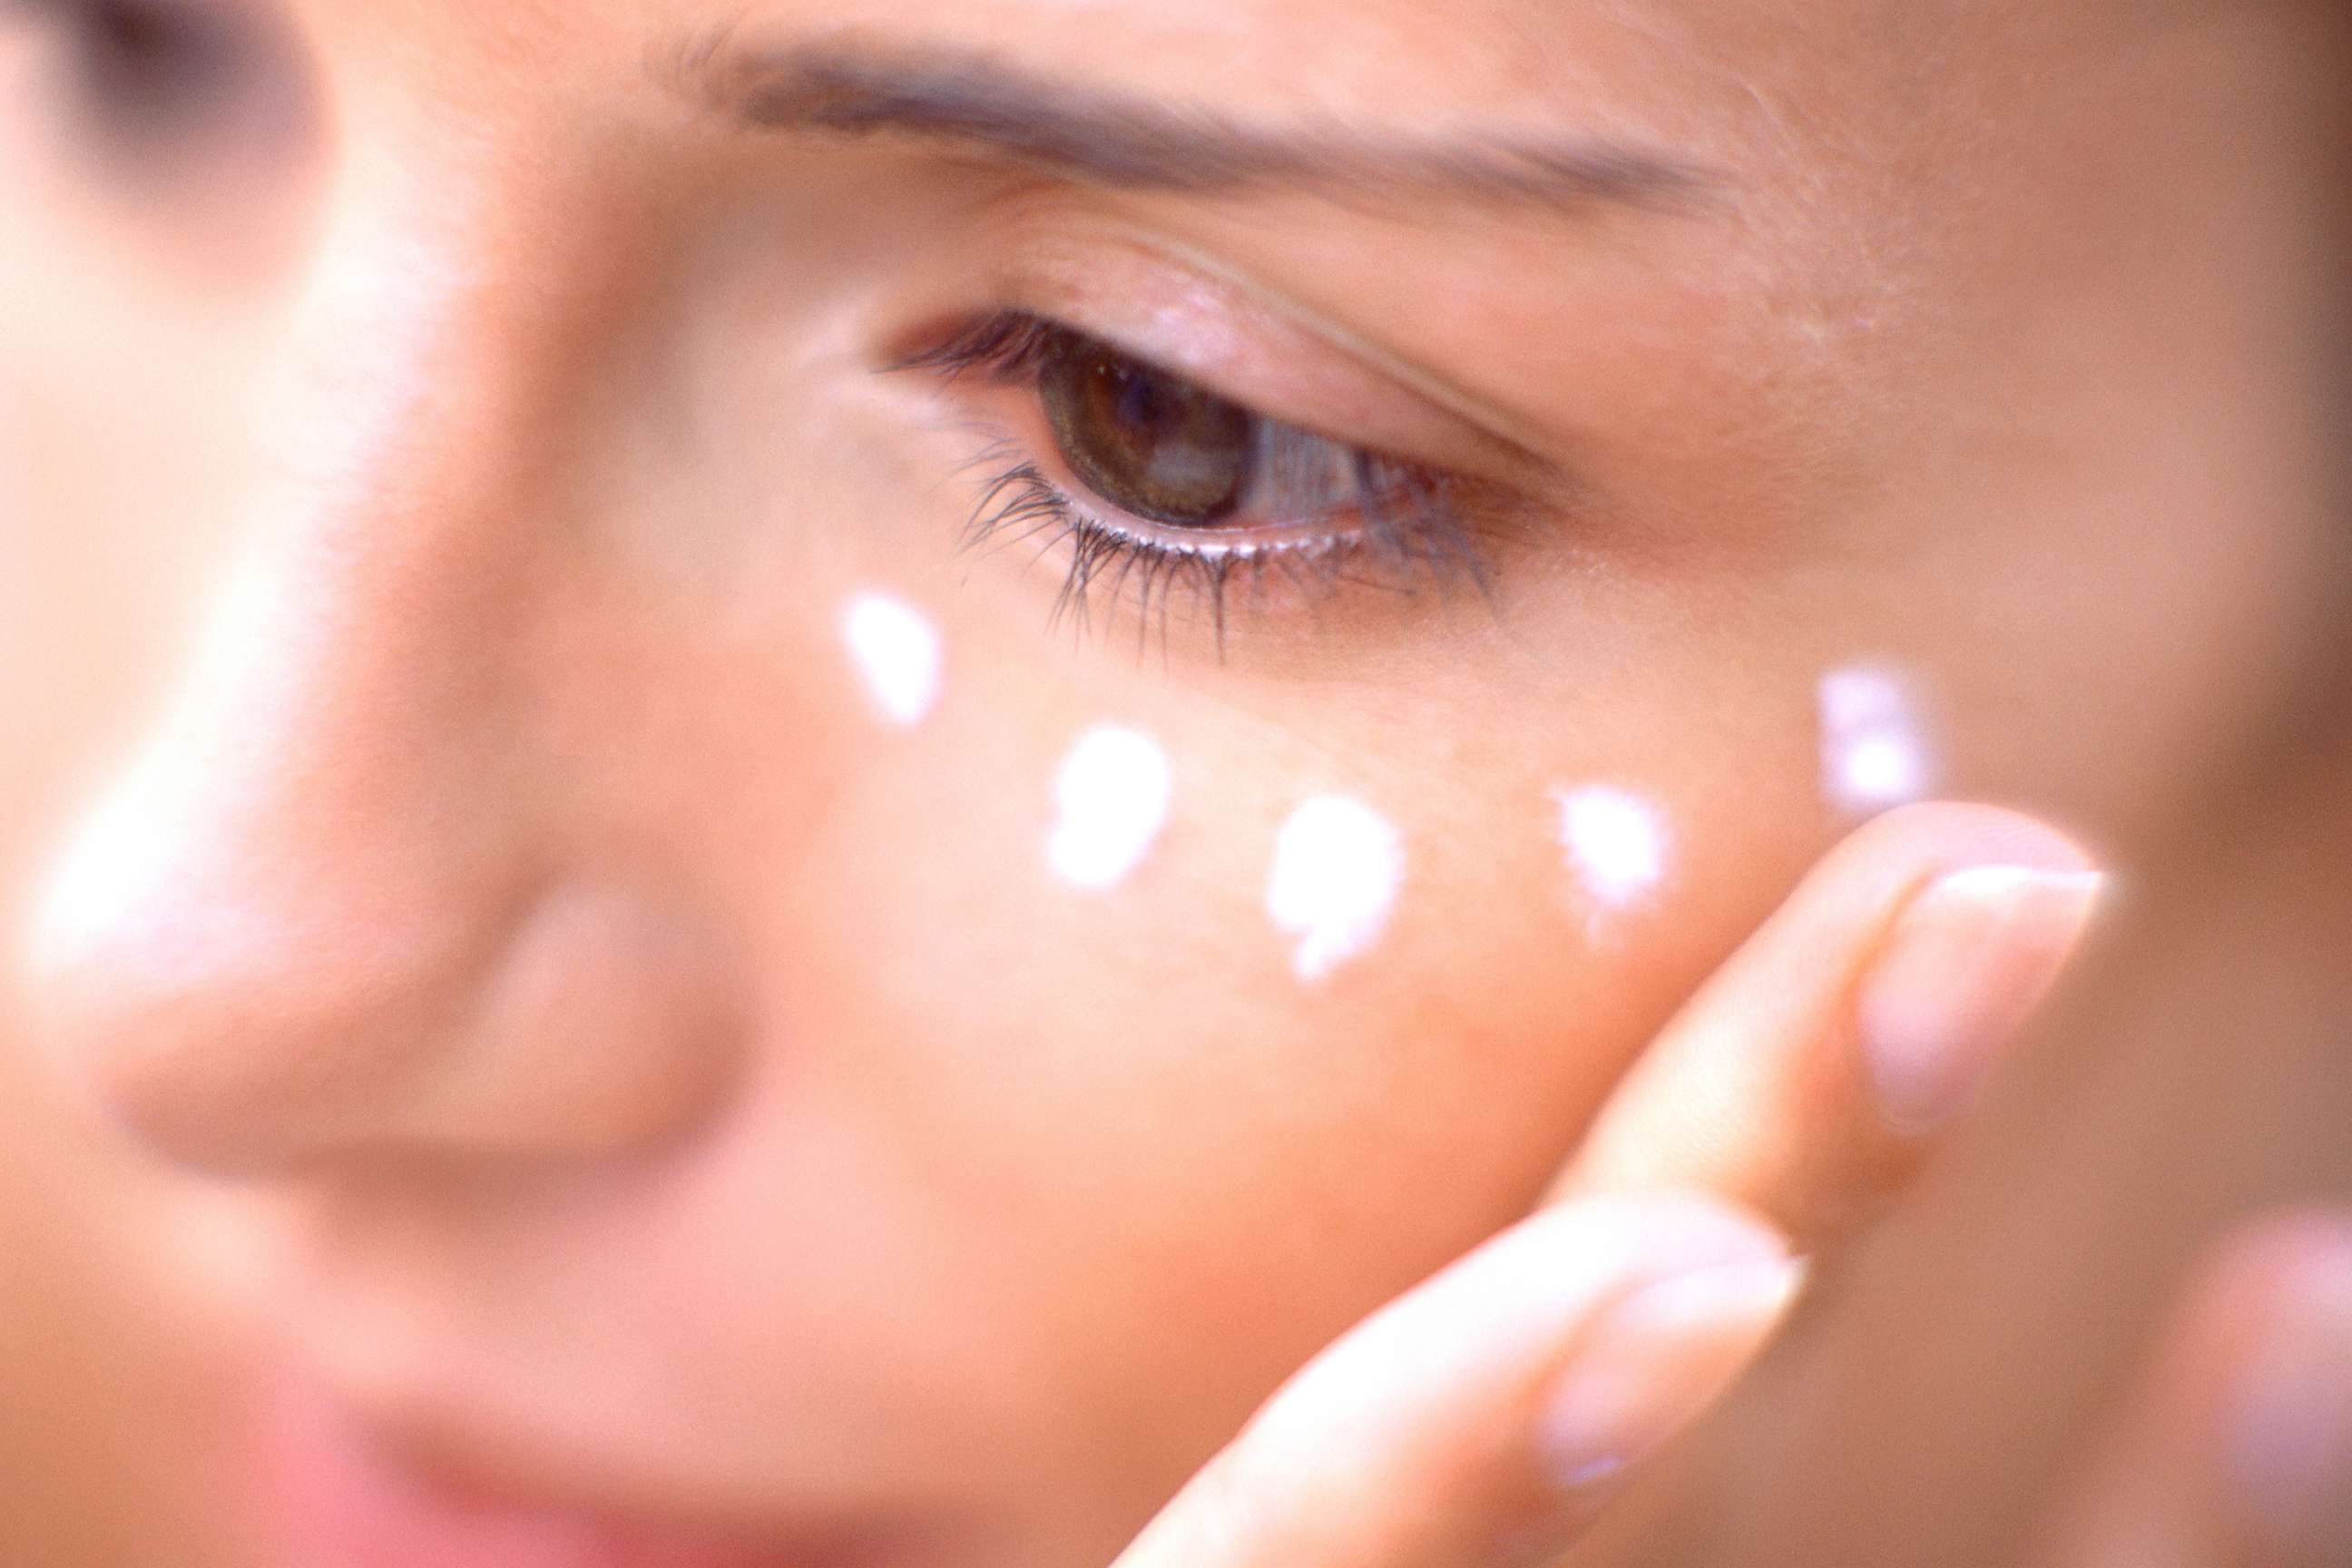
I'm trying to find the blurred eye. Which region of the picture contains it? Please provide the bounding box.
[20,0,302,169]
[64,1,239,130]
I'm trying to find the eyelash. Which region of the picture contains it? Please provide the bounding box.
[898,311,1503,645]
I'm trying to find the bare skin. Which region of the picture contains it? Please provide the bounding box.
[0,0,2343,1564]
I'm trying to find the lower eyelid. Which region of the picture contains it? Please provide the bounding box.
[1010,398,1377,549]
[898,314,1525,632]
[952,426,1508,642]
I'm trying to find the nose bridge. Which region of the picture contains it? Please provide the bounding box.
[22,399,541,1171]
[17,165,739,1172]
[287,142,578,575]
[44,156,567,1002]
[38,515,520,982]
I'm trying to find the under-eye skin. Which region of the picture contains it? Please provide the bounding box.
[897,311,1515,641]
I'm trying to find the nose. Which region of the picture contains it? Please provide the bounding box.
[12,211,749,1176]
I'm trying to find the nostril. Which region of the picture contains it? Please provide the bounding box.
[17,771,748,1176]
[415,881,753,1159]
[15,767,502,1173]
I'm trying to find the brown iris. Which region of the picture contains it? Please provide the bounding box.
[1039,333,1259,528]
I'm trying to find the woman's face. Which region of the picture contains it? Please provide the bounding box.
[0,0,2341,1563]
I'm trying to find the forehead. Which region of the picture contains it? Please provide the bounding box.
[324,0,1919,137]
[301,0,2087,265]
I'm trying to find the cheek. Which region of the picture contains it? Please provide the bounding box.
[677,576,1845,1508]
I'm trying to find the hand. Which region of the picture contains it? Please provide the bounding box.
[2032,1212,2352,1568]
[1111,803,2103,1568]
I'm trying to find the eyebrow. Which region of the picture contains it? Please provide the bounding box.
[661,37,1720,212]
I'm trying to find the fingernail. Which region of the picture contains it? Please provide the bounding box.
[1857,865,2103,1132]
[2227,1236,2352,1559]
[1535,1255,1808,1494]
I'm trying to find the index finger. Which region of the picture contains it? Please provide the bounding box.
[1553,801,2100,1239]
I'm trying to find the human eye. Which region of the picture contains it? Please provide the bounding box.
[895,309,1534,642]
[5,0,302,177]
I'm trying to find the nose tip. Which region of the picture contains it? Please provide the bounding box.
[8,176,769,1178]
[21,770,746,1173]
[18,664,748,1177]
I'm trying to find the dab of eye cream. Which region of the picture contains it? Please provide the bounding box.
[1049,727,1173,891]
[1556,786,1672,921]
[1267,796,1405,985]
[842,593,943,729]
[1818,665,1935,814]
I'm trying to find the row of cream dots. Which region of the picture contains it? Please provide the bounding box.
[842,593,1935,983]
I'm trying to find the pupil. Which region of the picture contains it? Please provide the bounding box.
[1041,334,1257,528]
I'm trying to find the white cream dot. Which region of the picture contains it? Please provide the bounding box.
[1266,796,1405,985]
[1819,665,1936,814]
[1556,786,1672,916]
[1838,732,1928,806]
[842,593,943,729]
[1048,727,1174,891]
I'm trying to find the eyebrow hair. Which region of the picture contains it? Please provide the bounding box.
[661,37,1720,212]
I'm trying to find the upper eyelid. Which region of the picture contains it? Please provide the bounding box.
[903,310,1375,469]
[921,321,1515,593]
[906,315,1387,534]
[894,211,1562,482]
[897,300,1529,501]
[1024,217,1569,471]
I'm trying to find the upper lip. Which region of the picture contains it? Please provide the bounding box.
[228,1188,961,1565]
[261,1351,946,1568]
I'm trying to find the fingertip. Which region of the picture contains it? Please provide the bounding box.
[1160,1191,1798,1568]
[1269,1190,1791,1447]
[1834,800,2100,897]
[1532,1190,1793,1274]
[1856,863,2105,1132]
[1535,1252,1808,1496]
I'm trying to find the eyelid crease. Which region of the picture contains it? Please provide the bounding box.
[891,218,1561,494]
[1061,220,1574,476]
[899,309,1467,539]
[878,231,1566,643]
